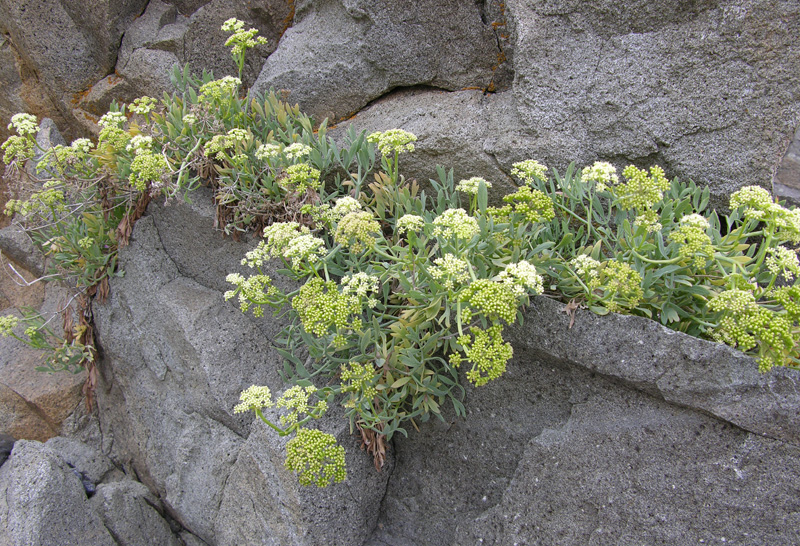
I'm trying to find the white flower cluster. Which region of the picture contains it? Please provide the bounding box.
[341,272,379,298]
[766,246,800,281]
[198,76,242,102]
[126,135,154,155]
[580,161,619,191]
[329,196,363,222]
[367,129,417,155]
[680,213,710,229]
[221,18,268,57]
[511,160,548,184]
[130,96,157,115]
[430,254,471,290]
[8,113,39,135]
[432,208,479,240]
[256,143,281,161]
[98,111,126,129]
[247,222,326,270]
[496,261,544,297]
[571,255,601,284]
[284,143,312,160]
[396,214,424,235]
[456,177,491,195]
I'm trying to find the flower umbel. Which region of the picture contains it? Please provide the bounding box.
[285,428,346,487]
[234,385,274,414]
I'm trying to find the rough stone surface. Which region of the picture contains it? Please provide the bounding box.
[505,0,800,206]
[517,297,800,446]
[0,285,86,443]
[0,440,116,546]
[0,225,48,278]
[215,410,390,546]
[0,433,14,467]
[366,342,800,545]
[44,435,119,486]
[775,126,800,206]
[329,87,526,199]
[453,361,800,546]
[253,0,499,122]
[90,480,182,546]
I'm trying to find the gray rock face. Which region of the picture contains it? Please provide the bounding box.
[252,0,499,122]
[0,440,116,546]
[88,193,800,546]
[505,0,800,205]
[94,191,387,544]
[90,480,182,546]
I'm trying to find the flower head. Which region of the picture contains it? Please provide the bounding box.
[285,428,346,487]
[456,177,491,195]
[8,113,39,136]
[396,214,424,235]
[765,246,800,281]
[580,161,618,191]
[198,76,242,102]
[503,187,555,223]
[460,279,518,323]
[276,385,327,427]
[129,151,168,191]
[233,385,274,413]
[98,111,127,129]
[0,315,19,336]
[452,324,513,387]
[334,211,380,253]
[282,163,321,193]
[432,208,479,240]
[496,261,544,298]
[130,96,157,115]
[511,160,548,184]
[126,134,154,155]
[430,254,471,290]
[367,129,417,155]
[612,165,670,211]
[283,143,312,160]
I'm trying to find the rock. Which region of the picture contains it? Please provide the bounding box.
[505,0,800,207]
[0,433,14,467]
[253,0,499,122]
[0,1,146,139]
[0,225,47,278]
[0,440,116,546]
[453,361,800,546]
[215,408,390,546]
[510,296,800,447]
[45,436,119,486]
[368,345,800,545]
[58,0,150,73]
[183,0,289,86]
[93,190,294,543]
[774,126,800,206]
[90,480,182,546]
[0,285,87,443]
[329,87,525,200]
[0,1,104,101]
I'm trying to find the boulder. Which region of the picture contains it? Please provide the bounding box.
[0,279,87,443]
[215,410,391,546]
[90,480,182,546]
[774,126,800,205]
[366,310,800,545]
[505,0,800,206]
[0,440,116,546]
[253,0,499,122]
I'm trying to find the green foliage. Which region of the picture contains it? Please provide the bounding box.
[4,19,799,488]
[0,310,93,374]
